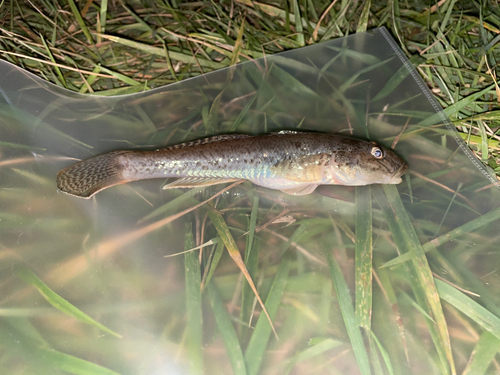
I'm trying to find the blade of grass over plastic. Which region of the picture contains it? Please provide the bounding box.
[0,141,46,150]
[139,189,200,223]
[373,190,451,373]
[372,57,419,101]
[355,186,373,329]
[50,182,243,284]
[376,185,455,375]
[245,257,290,375]
[240,196,260,330]
[230,67,273,131]
[338,58,394,93]
[0,320,122,374]
[202,239,225,289]
[370,331,394,375]
[326,46,381,65]
[16,267,121,338]
[184,223,203,375]
[206,283,247,375]
[207,209,278,339]
[374,257,409,364]
[324,250,371,375]
[382,205,500,268]
[272,64,323,100]
[36,346,121,375]
[368,335,384,375]
[282,338,343,375]
[462,331,500,375]
[435,279,500,339]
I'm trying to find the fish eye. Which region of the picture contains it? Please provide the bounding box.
[371,147,384,159]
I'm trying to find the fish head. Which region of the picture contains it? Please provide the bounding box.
[327,141,408,185]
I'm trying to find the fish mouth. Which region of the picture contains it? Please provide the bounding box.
[393,162,409,178]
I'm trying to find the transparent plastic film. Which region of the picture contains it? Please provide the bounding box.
[1,28,500,375]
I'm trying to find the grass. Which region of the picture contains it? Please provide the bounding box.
[2,1,500,375]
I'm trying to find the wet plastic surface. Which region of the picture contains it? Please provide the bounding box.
[2,28,500,374]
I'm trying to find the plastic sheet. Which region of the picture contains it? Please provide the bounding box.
[2,28,500,374]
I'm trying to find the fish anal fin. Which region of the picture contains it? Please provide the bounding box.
[280,184,319,196]
[162,177,240,189]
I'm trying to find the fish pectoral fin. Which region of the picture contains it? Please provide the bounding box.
[162,177,240,189]
[280,184,319,196]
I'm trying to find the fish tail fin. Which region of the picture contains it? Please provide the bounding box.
[57,151,128,198]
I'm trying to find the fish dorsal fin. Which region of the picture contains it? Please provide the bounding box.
[162,177,240,189]
[270,130,309,135]
[280,184,319,196]
[166,134,253,150]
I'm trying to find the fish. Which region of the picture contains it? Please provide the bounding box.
[56,131,409,199]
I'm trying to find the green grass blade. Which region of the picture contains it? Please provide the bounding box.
[372,56,421,101]
[202,238,225,289]
[40,34,67,88]
[240,196,261,332]
[36,347,121,375]
[418,81,498,126]
[463,331,500,375]
[16,267,121,338]
[283,338,343,375]
[207,209,278,338]
[382,206,500,268]
[368,334,384,375]
[324,250,372,375]
[0,320,121,374]
[97,65,141,86]
[292,0,304,46]
[207,282,247,375]
[66,0,94,44]
[230,19,246,65]
[436,279,500,339]
[356,0,371,33]
[234,0,327,35]
[184,223,203,375]
[374,185,455,375]
[99,0,108,34]
[477,120,489,162]
[370,331,394,375]
[97,34,226,69]
[339,57,394,94]
[229,68,270,131]
[374,257,409,365]
[355,186,373,329]
[244,257,290,375]
[296,338,343,362]
[79,65,101,93]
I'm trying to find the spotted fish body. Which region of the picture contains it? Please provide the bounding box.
[56,132,409,199]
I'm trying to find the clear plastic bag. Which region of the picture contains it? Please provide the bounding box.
[2,28,499,374]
